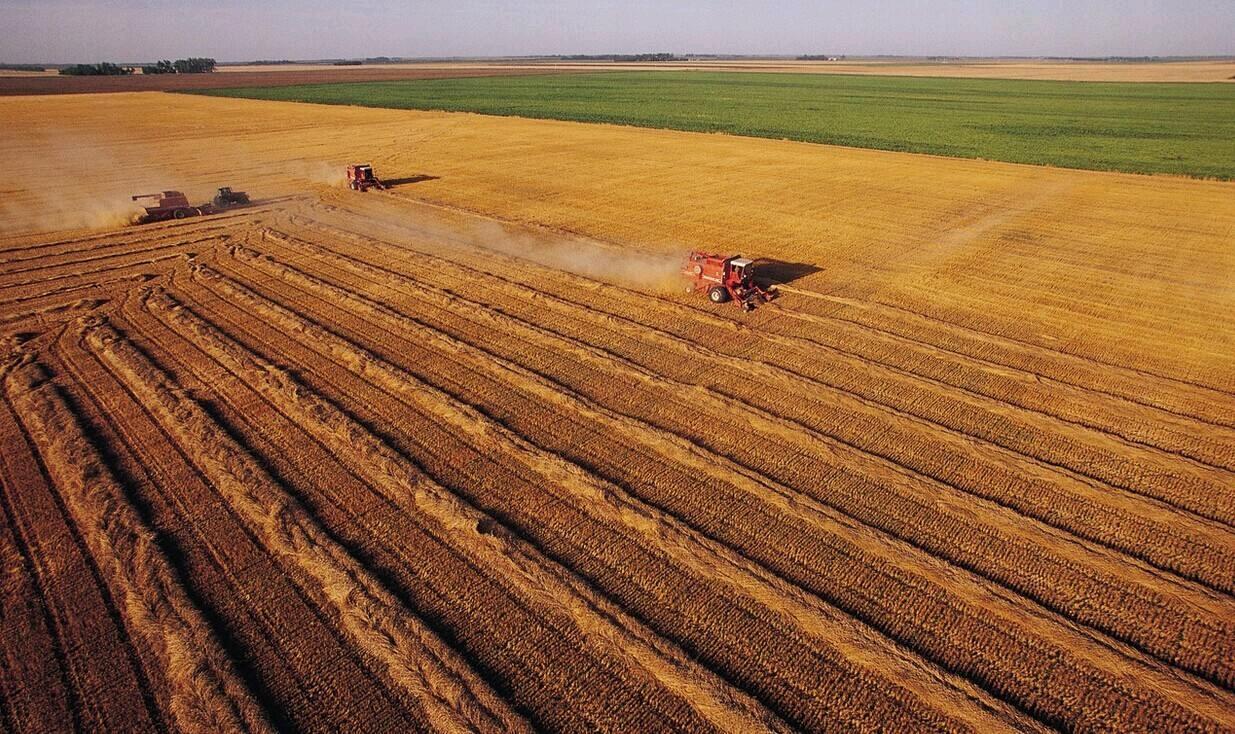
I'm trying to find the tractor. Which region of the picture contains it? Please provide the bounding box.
[212,186,250,208]
[346,164,386,192]
[681,251,777,311]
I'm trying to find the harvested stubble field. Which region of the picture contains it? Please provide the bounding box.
[1,91,1234,732]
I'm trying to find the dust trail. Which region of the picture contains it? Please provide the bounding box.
[0,128,190,235]
[289,160,347,188]
[334,201,687,293]
[464,219,685,292]
[0,126,351,236]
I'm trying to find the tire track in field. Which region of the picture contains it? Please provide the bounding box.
[132,295,791,734]
[82,316,535,734]
[0,220,236,260]
[0,433,74,732]
[0,235,222,283]
[184,261,1039,733]
[0,253,192,300]
[3,355,273,734]
[287,221,1235,524]
[110,291,709,734]
[0,274,151,310]
[0,363,161,732]
[292,209,1235,468]
[784,287,1235,412]
[214,239,1235,726]
[308,197,1235,427]
[0,224,235,267]
[243,232,1235,647]
[53,320,422,733]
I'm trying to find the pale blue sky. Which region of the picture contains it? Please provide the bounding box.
[2,0,1232,64]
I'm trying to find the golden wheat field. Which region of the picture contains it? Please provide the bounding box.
[1,92,1234,732]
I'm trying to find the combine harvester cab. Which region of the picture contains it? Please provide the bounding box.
[346,163,386,192]
[131,191,201,223]
[681,251,778,311]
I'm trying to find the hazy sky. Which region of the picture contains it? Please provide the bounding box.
[3,0,1232,63]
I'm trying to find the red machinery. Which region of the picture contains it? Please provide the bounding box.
[131,191,202,223]
[131,187,250,224]
[346,163,386,192]
[681,251,777,311]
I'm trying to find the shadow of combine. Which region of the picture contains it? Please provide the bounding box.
[755,259,821,286]
[383,174,441,188]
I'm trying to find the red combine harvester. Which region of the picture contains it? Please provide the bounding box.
[346,163,386,192]
[681,251,777,311]
[131,187,250,224]
[131,191,202,223]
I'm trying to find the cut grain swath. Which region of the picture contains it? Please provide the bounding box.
[81,319,532,734]
[188,261,1049,732]
[135,293,792,734]
[2,354,273,734]
[230,237,1235,729]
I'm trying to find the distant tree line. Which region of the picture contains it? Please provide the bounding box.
[558,53,684,62]
[141,58,217,74]
[797,55,846,61]
[0,63,46,72]
[59,63,134,76]
[332,60,363,66]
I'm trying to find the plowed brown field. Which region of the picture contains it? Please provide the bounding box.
[1,92,1233,732]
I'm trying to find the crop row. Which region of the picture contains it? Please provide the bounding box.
[3,355,272,733]
[184,259,1029,732]
[0,359,166,731]
[82,317,531,734]
[213,242,1234,730]
[133,289,789,734]
[296,217,1235,522]
[798,288,1235,423]
[254,229,1235,637]
[53,311,450,732]
[293,206,1235,470]
[312,195,1235,430]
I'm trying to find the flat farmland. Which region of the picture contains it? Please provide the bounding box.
[1,91,1233,732]
[197,71,1235,178]
[0,64,572,96]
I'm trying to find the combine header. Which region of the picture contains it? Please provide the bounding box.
[346,164,386,192]
[681,251,777,311]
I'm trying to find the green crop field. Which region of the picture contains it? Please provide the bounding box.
[192,71,1235,179]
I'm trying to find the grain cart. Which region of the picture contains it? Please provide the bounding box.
[131,191,202,223]
[212,186,250,208]
[681,251,777,311]
[346,164,386,192]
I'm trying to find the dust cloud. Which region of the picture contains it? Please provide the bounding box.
[0,128,199,235]
[463,220,685,293]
